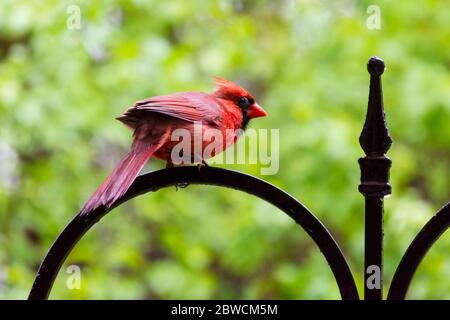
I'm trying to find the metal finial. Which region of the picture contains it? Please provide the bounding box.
[367,56,385,76]
[359,56,392,156]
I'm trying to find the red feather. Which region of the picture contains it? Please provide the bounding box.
[79,131,170,216]
[118,92,223,126]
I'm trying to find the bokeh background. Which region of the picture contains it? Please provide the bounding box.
[0,0,449,299]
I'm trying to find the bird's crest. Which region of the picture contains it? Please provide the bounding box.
[212,76,251,99]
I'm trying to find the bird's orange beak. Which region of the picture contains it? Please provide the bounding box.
[247,103,268,119]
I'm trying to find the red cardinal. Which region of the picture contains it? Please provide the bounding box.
[80,78,267,215]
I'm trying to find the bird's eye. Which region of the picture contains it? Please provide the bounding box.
[237,97,251,109]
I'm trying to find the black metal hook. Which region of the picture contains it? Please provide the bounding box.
[28,166,359,300]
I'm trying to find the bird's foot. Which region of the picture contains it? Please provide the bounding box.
[166,162,174,169]
[197,160,208,172]
[175,182,189,191]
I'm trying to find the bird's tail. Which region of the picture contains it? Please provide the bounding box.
[79,139,163,216]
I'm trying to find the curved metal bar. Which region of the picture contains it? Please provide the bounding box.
[28,166,359,300]
[388,202,450,300]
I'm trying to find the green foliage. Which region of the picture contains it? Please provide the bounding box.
[0,0,449,299]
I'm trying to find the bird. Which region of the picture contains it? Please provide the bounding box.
[79,77,267,216]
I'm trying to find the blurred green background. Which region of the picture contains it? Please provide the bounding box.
[0,0,449,299]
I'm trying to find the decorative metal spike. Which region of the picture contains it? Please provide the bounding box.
[359,56,392,156]
[358,56,392,198]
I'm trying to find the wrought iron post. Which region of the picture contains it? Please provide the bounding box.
[359,56,392,300]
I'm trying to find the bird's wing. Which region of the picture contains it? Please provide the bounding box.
[117,92,223,127]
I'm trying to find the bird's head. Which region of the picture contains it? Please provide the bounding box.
[212,77,268,121]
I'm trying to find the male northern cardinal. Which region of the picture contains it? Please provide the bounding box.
[80,77,267,215]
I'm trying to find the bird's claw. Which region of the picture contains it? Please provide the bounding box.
[166,162,174,169]
[175,182,189,191]
[197,160,208,172]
